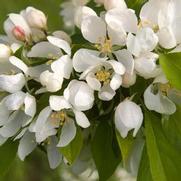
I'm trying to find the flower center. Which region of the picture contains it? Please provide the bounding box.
[138,20,159,32]
[95,69,112,85]
[50,110,67,126]
[159,83,171,96]
[95,38,112,54]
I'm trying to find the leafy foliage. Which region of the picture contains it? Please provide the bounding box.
[137,146,153,181]
[0,140,18,177]
[144,111,181,181]
[116,131,134,167]
[160,53,181,90]
[91,121,121,181]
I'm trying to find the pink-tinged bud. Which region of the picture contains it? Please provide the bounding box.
[12,26,26,41]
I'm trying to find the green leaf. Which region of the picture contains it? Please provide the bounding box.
[116,131,134,167]
[0,140,18,177]
[60,128,83,165]
[145,111,181,181]
[160,53,181,90]
[137,146,153,181]
[163,106,181,150]
[91,122,121,181]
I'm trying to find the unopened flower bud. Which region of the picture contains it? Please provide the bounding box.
[24,7,47,30]
[4,14,32,43]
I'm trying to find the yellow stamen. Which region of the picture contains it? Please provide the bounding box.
[159,83,171,96]
[138,20,159,32]
[95,69,111,84]
[95,38,112,54]
[50,111,67,126]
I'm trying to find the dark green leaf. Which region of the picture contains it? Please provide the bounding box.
[145,111,181,181]
[0,140,18,177]
[137,146,153,181]
[160,53,181,90]
[91,122,121,181]
[60,128,83,165]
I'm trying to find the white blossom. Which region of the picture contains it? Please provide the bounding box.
[73,49,125,101]
[115,99,143,138]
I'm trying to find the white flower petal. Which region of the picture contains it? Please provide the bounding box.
[81,16,106,43]
[140,0,162,25]
[0,73,25,93]
[40,71,63,92]
[9,56,28,74]
[5,91,26,110]
[0,99,11,126]
[75,6,97,28]
[107,25,126,46]
[74,110,90,128]
[64,80,94,111]
[158,27,177,49]
[114,49,134,75]
[73,49,106,72]
[108,60,125,75]
[126,33,141,57]
[34,107,57,142]
[47,136,62,169]
[0,44,11,59]
[24,93,36,117]
[122,72,137,88]
[86,72,101,91]
[0,110,29,138]
[98,85,116,101]
[49,96,71,111]
[53,31,72,44]
[18,131,37,161]
[57,119,76,147]
[172,18,181,44]
[9,13,31,36]
[110,73,122,90]
[51,55,72,79]
[144,85,176,115]
[134,52,159,79]
[115,100,143,138]
[47,36,71,56]
[34,106,52,132]
[27,41,61,58]
[127,28,158,57]
[105,8,138,34]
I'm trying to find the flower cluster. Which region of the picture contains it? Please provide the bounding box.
[0,0,181,179]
